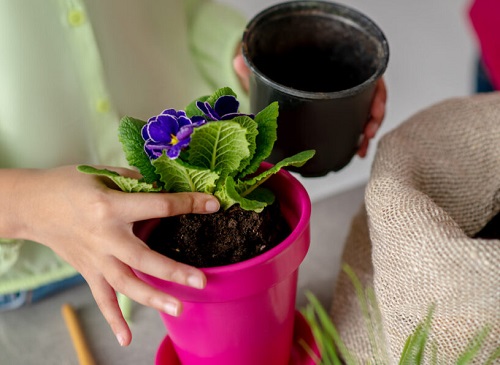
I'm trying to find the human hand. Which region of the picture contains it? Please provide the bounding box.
[357,77,387,158]
[3,166,220,346]
[234,50,387,158]
[233,48,250,93]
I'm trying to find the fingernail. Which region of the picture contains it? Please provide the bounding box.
[205,199,220,213]
[187,275,205,289]
[367,122,380,137]
[116,333,126,347]
[163,302,180,317]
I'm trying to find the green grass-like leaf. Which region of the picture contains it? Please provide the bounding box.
[343,264,387,363]
[484,346,500,365]
[398,306,434,365]
[303,265,498,365]
[302,304,338,365]
[456,326,492,365]
[305,291,357,365]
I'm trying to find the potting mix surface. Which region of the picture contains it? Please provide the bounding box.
[146,202,291,267]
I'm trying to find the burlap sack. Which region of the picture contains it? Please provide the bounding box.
[331,92,500,364]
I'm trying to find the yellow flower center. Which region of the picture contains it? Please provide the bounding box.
[170,134,179,145]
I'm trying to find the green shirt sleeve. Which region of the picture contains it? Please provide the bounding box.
[0,239,23,276]
[187,1,250,112]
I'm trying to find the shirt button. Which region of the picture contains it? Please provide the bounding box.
[96,98,110,113]
[68,9,86,27]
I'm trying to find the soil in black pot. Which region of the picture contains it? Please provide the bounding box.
[146,202,291,267]
[474,211,500,239]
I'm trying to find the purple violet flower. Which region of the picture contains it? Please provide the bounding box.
[196,95,253,121]
[142,109,205,159]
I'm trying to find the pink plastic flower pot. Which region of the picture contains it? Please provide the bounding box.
[133,162,312,365]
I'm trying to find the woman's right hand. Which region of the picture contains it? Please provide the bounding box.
[0,165,220,346]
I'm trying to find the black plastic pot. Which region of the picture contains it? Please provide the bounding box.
[242,1,389,177]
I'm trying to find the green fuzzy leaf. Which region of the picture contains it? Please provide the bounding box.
[185,95,209,118]
[153,154,219,193]
[245,186,275,206]
[238,102,279,178]
[231,116,258,175]
[111,87,317,213]
[236,150,316,197]
[76,165,161,193]
[187,121,250,175]
[215,176,272,212]
[214,176,238,210]
[184,87,237,118]
[118,116,160,185]
[206,87,237,106]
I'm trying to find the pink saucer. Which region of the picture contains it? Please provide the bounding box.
[155,310,320,365]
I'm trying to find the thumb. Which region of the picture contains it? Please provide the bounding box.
[112,191,220,222]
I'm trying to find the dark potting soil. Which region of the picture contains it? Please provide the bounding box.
[146,202,291,267]
[474,211,500,239]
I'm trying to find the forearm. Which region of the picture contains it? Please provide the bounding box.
[0,168,39,240]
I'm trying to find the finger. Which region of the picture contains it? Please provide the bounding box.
[87,276,132,347]
[376,77,388,103]
[113,235,206,290]
[371,78,387,124]
[357,137,369,158]
[364,119,381,139]
[362,78,387,147]
[103,258,185,317]
[233,53,250,92]
[112,191,220,222]
[358,117,379,157]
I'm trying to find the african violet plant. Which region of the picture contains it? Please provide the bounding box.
[79,87,315,212]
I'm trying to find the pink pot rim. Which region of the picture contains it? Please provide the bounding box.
[133,162,312,301]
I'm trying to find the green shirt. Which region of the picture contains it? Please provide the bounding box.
[0,0,248,294]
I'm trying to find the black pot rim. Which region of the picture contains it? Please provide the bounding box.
[242,0,390,100]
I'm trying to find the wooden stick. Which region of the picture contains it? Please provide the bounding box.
[61,303,96,365]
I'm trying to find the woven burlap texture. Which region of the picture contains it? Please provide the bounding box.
[331,92,500,364]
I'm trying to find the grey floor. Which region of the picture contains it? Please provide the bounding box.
[0,184,365,365]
